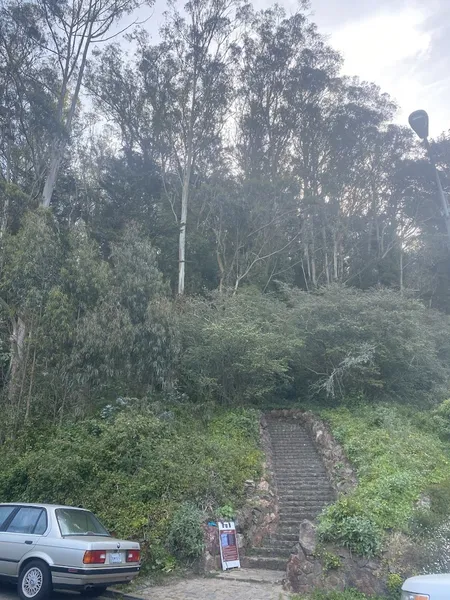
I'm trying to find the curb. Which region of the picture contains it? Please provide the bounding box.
[102,587,148,600]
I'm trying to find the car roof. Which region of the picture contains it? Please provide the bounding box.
[0,502,91,511]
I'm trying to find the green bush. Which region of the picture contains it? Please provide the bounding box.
[0,403,262,570]
[167,502,204,561]
[317,498,382,557]
[177,290,302,405]
[313,547,342,571]
[284,285,450,404]
[386,573,403,600]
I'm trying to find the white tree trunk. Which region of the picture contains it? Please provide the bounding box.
[178,157,192,295]
[8,316,26,404]
[41,144,63,208]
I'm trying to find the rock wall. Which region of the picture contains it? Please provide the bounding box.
[285,519,387,597]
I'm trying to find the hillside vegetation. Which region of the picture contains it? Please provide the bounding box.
[3,0,450,582]
[0,404,261,570]
[318,404,450,559]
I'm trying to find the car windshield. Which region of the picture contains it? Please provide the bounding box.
[56,509,110,537]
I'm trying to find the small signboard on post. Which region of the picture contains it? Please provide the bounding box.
[218,521,240,570]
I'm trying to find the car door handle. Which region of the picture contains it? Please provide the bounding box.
[24,540,33,545]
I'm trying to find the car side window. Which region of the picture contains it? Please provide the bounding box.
[6,507,46,535]
[33,510,47,535]
[0,506,16,530]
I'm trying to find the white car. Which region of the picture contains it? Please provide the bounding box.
[402,573,450,599]
[0,503,141,600]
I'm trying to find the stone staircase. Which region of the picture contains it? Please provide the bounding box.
[244,416,335,571]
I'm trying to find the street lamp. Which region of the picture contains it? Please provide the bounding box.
[408,109,450,245]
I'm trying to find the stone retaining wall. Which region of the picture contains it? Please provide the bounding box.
[285,518,387,596]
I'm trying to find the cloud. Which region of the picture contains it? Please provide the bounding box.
[324,2,450,135]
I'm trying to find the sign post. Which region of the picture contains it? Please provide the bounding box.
[218,521,240,570]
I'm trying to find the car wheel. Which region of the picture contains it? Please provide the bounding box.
[18,560,52,600]
[85,586,108,597]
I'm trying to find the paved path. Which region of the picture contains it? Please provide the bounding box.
[134,579,288,600]
[131,570,290,600]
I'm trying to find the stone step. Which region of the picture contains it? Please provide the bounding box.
[276,475,326,480]
[279,514,322,522]
[277,482,332,487]
[275,472,327,478]
[279,506,328,514]
[279,504,326,512]
[278,519,319,528]
[278,495,334,502]
[276,480,329,486]
[276,481,328,486]
[273,450,317,454]
[269,532,298,542]
[279,497,330,504]
[274,467,325,472]
[245,416,335,572]
[260,538,298,548]
[241,555,288,571]
[215,568,285,585]
[246,546,292,558]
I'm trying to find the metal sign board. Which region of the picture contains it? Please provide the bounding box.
[218,521,240,570]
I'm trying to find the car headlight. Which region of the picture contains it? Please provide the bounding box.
[401,592,430,600]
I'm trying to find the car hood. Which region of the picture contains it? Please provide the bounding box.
[62,536,139,549]
[402,573,450,594]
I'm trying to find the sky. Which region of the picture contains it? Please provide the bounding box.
[309,0,450,137]
[122,0,450,137]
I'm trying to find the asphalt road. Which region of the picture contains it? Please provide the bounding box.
[0,582,100,600]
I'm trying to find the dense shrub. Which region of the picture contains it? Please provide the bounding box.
[178,285,450,407]
[178,290,301,404]
[285,285,450,404]
[167,502,204,561]
[0,403,261,570]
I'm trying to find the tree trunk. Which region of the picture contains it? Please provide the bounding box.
[310,221,317,287]
[8,316,26,404]
[178,161,191,295]
[217,248,225,293]
[333,232,338,280]
[322,225,330,285]
[41,143,63,208]
[41,20,94,208]
[399,244,403,296]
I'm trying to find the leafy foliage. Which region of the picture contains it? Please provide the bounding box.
[317,498,382,557]
[285,285,450,404]
[178,290,302,404]
[319,405,450,555]
[0,404,261,569]
[167,503,205,561]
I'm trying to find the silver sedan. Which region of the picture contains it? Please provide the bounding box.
[0,503,141,600]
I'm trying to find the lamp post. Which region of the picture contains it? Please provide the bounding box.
[408,110,450,245]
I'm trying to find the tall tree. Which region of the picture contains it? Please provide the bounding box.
[3,0,149,209]
[139,0,245,294]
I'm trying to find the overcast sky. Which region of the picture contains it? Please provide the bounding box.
[123,0,450,137]
[310,0,450,137]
